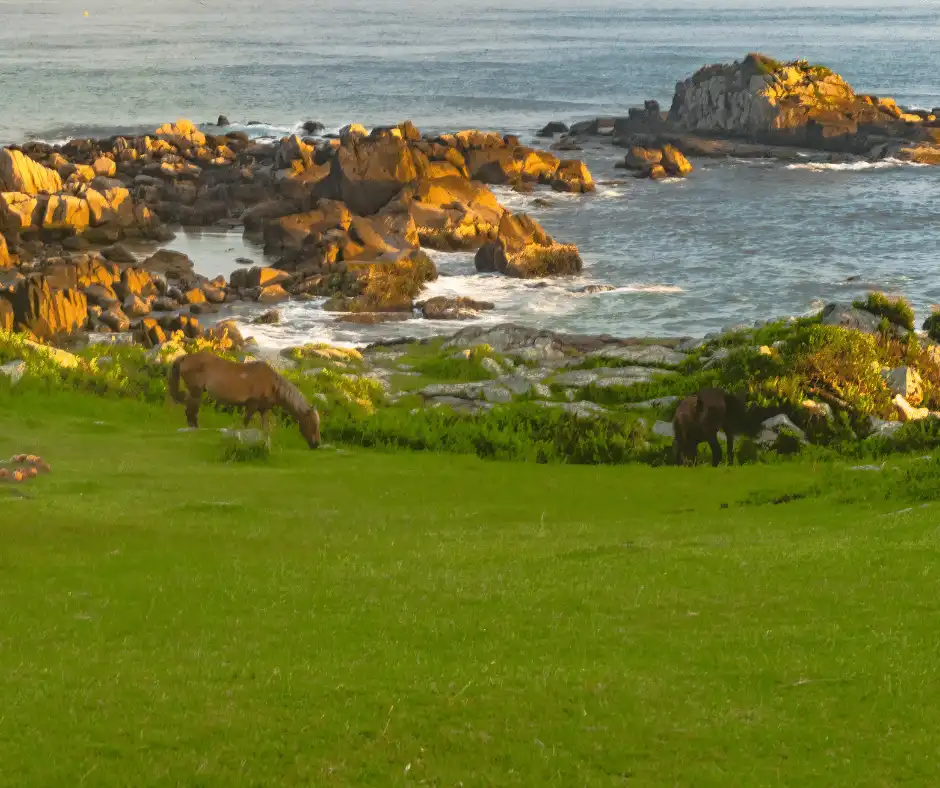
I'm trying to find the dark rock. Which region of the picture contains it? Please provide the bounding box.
[302,120,326,135]
[216,115,231,127]
[577,284,617,294]
[98,307,131,332]
[235,257,254,265]
[140,249,195,279]
[538,121,569,138]
[101,243,136,264]
[252,309,281,325]
[419,296,495,320]
[189,302,220,315]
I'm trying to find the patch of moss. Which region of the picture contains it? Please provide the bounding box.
[853,292,915,331]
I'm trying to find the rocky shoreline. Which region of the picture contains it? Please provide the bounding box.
[2,52,938,355]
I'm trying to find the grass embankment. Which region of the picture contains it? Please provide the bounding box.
[2,386,940,786]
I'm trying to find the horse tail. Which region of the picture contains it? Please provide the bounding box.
[168,356,186,403]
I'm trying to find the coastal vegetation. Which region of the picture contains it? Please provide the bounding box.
[3,382,940,785]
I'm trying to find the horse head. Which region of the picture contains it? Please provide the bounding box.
[299,408,321,449]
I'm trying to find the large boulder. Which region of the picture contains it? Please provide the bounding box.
[474,212,582,278]
[9,275,88,340]
[42,195,90,234]
[263,200,352,253]
[819,302,883,335]
[668,54,919,151]
[0,192,41,232]
[0,149,63,194]
[551,160,595,193]
[155,119,207,149]
[0,296,13,331]
[139,249,195,280]
[405,176,504,249]
[661,145,693,176]
[85,187,135,227]
[321,137,426,215]
[0,233,10,269]
[330,250,438,312]
[476,240,582,278]
[419,296,495,320]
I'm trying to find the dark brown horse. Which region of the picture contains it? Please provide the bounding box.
[169,351,321,448]
[673,387,746,467]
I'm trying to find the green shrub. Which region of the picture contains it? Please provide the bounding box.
[853,292,915,331]
[923,312,940,343]
[412,344,500,382]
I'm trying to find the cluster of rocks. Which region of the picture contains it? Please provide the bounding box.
[615,144,693,180]
[554,53,940,165]
[1,119,598,343]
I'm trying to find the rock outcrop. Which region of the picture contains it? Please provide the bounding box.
[0,149,63,195]
[8,275,88,340]
[667,53,940,156]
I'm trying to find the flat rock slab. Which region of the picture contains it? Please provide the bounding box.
[535,401,610,419]
[625,396,680,410]
[587,345,687,367]
[0,360,26,386]
[552,366,658,387]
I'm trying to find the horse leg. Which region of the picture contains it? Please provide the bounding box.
[708,434,722,467]
[260,409,271,437]
[243,401,257,428]
[185,388,203,428]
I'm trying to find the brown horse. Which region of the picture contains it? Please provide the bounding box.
[169,351,321,448]
[672,387,746,467]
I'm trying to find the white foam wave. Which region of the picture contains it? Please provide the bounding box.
[786,157,928,172]
[618,284,684,294]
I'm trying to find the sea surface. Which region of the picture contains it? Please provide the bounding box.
[2,0,939,346]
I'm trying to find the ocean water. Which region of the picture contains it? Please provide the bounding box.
[2,0,940,346]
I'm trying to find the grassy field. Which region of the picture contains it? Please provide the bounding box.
[2,385,940,786]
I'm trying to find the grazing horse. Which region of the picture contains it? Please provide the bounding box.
[169,352,321,448]
[672,387,746,467]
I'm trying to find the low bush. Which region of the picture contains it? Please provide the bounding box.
[853,292,915,331]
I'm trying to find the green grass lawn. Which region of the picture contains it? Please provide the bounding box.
[2,386,940,786]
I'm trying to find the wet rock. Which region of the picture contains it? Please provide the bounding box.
[621,146,663,170]
[550,159,595,193]
[661,145,693,176]
[235,257,254,265]
[216,115,231,127]
[302,120,325,135]
[257,284,290,304]
[418,295,495,320]
[538,121,569,137]
[252,309,281,325]
[577,284,617,294]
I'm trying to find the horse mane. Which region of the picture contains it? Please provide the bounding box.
[271,371,314,420]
